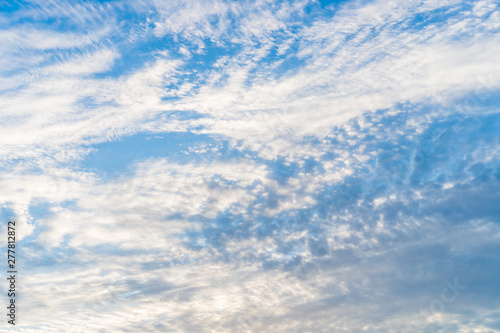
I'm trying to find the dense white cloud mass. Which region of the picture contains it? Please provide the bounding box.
[0,0,499,332]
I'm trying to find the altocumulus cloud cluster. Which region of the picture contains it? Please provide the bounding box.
[0,0,499,332]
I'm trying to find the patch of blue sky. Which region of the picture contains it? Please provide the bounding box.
[453,88,500,115]
[401,2,470,33]
[81,132,209,177]
[93,34,177,80]
[411,113,500,185]
[96,33,244,96]
[27,200,53,221]
[80,130,259,178]
[244,33,307,84]
[2,232,80,286]
[316,0,352,8]
[1,1,93,31]
[0,0,37,20]
[303,0,349,19]
[20,200,77,245]
[184,204,329,260]
[271,50,307,79]
[165,39,243,88]
[0,206,16,224]
[19,242,81,273]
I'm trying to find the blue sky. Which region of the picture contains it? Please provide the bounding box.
[0,0,500,332]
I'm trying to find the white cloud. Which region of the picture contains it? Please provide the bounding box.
[41,49,118,76]
[0,27,110,52]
